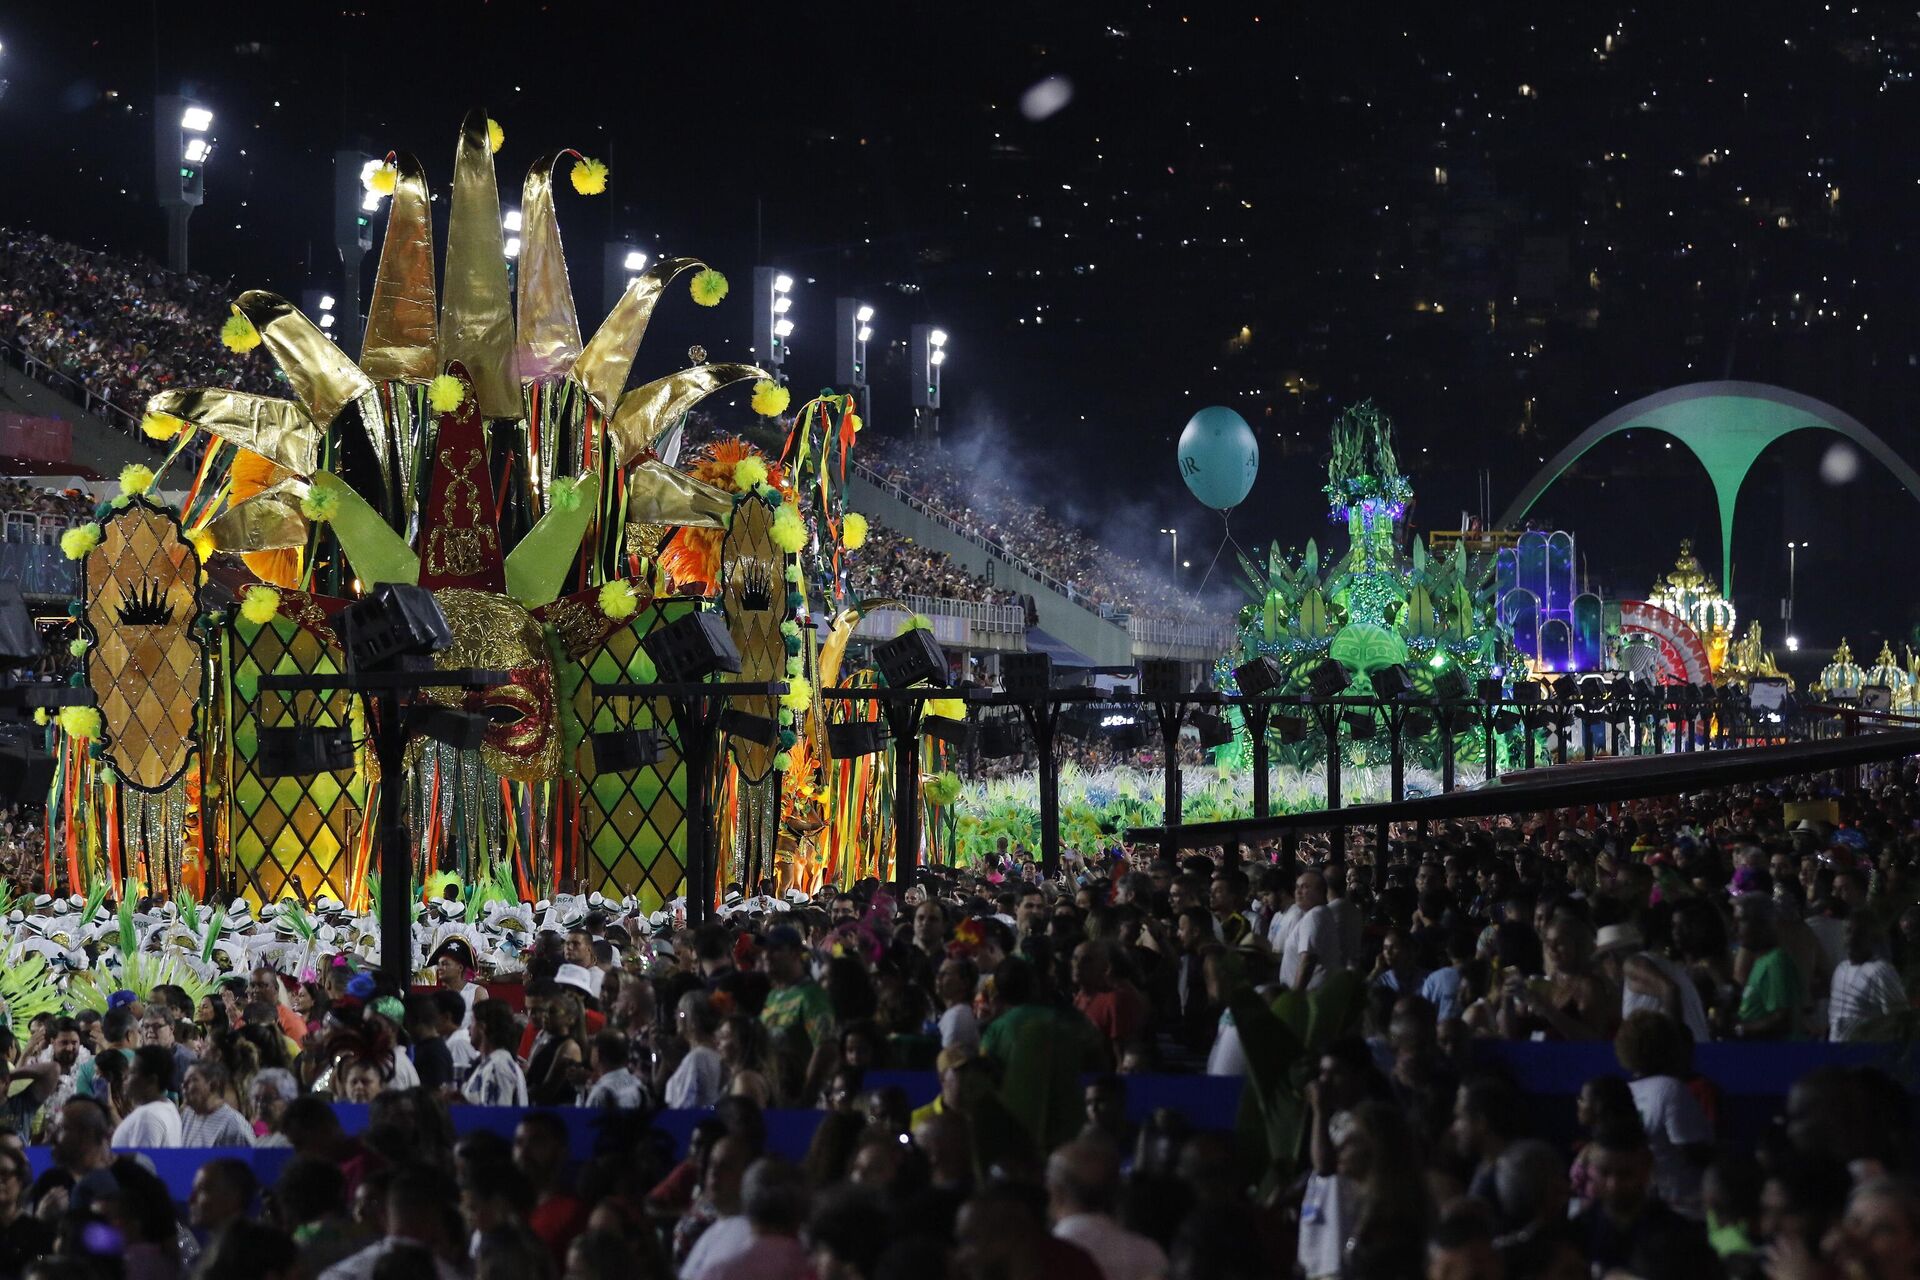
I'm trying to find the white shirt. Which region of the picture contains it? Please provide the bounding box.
[681,1214,753,1280]
[1621,950,1713,1046]
[1206,1011,1246,1077]
[461,1048,529,1107]
[665,1044,726,1109]
[1629,1075,1711,1217]
[1830,959,1907,1040]
[939,1004,980,1052]
[446,1028,478,1082]
[180,1103,254,1148]
[1266,903,1304,956]
[1296,1173,1354,1280]
[386,1047,419,1091]
[1282,905,1341,991]
[112,1099,182,1149]
[1053,1212,1169,1280]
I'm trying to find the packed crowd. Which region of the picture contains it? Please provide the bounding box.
[0,483,93,539]
[0,767,1918,1277]
[0,228,278,433]
[856,437,1217,624]
[844,522,1025,611]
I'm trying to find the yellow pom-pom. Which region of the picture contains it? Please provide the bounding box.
[733,456,768,491]
[486,118,505,153]
[366,161,398,195]
[690,268,729,307]
[119,464,154,497]
[59,524,100,561]
[841,512,868,550]
[751,379,791,418]
[780,675,813,712]
[849,413,863,434]
[570,156,609,195]
[428,374,466,413]
[32,708,46,727]
[770,505,807,554]
[56,707,102,741]
[240,586,281,626]
[140,412,187,442]
[598,579,638,621]
[221,312,261,354]
[299,484,341,524]
[187,527,216,564]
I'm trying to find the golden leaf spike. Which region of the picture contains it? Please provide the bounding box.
[143,389,319,477]
[607,363,768,469]
[205,478,312,552]
[517,152,584,380]
[442,108,521,418]
[361,152,439,385]
[231,291,375,430]
[573,257,706,418]
[624,460,735,530]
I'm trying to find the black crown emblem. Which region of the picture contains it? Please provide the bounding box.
[739,563,773,612]
[116,580,174,627]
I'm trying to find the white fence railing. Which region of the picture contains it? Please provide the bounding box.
[0,335,153,445]
[1128,616,1237,654]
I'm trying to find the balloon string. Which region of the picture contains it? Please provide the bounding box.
[1179,509,1246,626]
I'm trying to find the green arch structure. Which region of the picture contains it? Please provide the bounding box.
[1497,381,1920,591]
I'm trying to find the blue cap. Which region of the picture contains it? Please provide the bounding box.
[764,925,805,951]
[345,973,377,1000]
[106,990,138,1011]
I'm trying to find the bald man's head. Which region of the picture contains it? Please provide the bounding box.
[1046,1138,1122,1219]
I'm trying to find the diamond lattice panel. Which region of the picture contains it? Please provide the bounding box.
[571,602,691,909]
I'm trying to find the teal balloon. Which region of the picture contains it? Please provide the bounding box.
[1177,406,1259,510]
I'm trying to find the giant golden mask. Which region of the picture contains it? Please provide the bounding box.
[427,588,559,781]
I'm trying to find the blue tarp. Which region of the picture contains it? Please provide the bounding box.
[1024,626,1100,669]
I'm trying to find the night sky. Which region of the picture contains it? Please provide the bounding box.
[6,2,1920,659]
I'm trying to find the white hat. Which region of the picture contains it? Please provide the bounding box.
[553,963,597,1000]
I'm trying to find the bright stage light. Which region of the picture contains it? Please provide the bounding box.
[773,317,795,338]
[929,329,947,347]
[502,209,522,232]
[1786,635,1800,652]
[318,295,335,311]
[623,249,648,271]
[857,326,872,342]
[773,274,794,293]
[183,138,211,164]
[930,349,946,366]
[319,313,335,329]
[180,106,213,132]
[855,304,874,323]
[772,296,792,314]
[504,236,522,258]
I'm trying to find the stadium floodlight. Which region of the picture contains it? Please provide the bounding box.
[502,209,522,232]
[836,298,874,399]
[318,295,335,312]
[623,249,648,272]
[773,295,793,314]
[504,236,522,258]
[773,317,795,337]
[856,304,874,323]
[930,349,946,366]
[754,268,796,383]
[182,137,212,164]
[857,326,873,342]
[773,274,794,294]
[930,329,948,347]
[180,105,213,132]
[910,324,946,430]
[319,313,335,329]
[157,95,213,270]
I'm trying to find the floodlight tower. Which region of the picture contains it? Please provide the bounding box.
[155,96,213,272]
[836,298,874,424]
[753,267,795,384]
[910,324,946,439]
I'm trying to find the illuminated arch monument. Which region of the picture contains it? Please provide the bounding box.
[1497,382,1920,590]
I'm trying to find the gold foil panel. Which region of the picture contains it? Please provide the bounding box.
[427,588,561,781]
[83,502,204,793]
[361,152,439,384]
[233,291,376,430]
[608,363,768,468]
[517,153,583,379]
[626,459,735,528]
[573,257,705,416]
[722,497,781,784]
[145,389,319,476]
[206,478,312,552]
[442,110,521,417]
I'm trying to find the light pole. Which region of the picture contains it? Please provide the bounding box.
[155,96,213,272]
[910,325,945,438]
[753,268,795,384]
[836,298,874,422]
[1786,540,1807,649]
[1159,527,1179,575]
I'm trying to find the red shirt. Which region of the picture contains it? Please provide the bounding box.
[528,1192,590,1264]
[1075,982,1148,1048]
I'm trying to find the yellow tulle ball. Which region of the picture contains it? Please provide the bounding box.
[732,456,768,491]
[119,464,154,496]
[59,524,100,561]
[32,708,47,727]
[187,527,216,564]
[299,484,341,524]
[140,412,187,442]
[598,579,639,621]
[56,706,102,740]
[240,585,281,626]
[770,506,807,553]
[781,675,813,712]
[570,156,609,195]
[848,413,863,434]
[366,161,398,195]
[221,312,261,354]
[751,379,791,418]
[486,118,505,154]
[841,512,868,550]
[689,268,729,307]
[428,374,466,413]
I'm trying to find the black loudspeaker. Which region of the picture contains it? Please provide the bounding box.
[331,583,453,671]
[1234,656,1282,697]
[979,717,1025,758]
[592,727,662,773]
[1403,713,1434,739]
[827,721,888,757]
[1190,710,1234,750]
[1476,677,1505,704]
[719,708,776,746]
[1512,681,1545,704]
[1444,709,1476,734]
[1343,713,1376,740]
[1275,714,1309,743]
[876,628,949,688]
[1433,668,1471,702]
[1139,659,1185,699]
[1309,658,1351,700]
[642,610,742,684]
[418,706,488,752]
[258,725,355,777]
[1370,665,1414,701]
[1001,652,1053,696]
[0,744,55,803]
[924,714,974,749]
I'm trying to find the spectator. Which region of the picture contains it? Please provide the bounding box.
[110,1046,181,1148]
[317,1164,465,1280]
[179,1062,253,1148]
[1046,1138,1168,1280]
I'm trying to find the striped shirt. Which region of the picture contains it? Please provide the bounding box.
[180,1104,254,1148]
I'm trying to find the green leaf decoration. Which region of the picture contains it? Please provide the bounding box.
[1328,622,1410,675]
